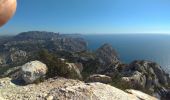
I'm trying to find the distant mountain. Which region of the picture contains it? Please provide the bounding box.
[14,31,59,40]
[0,31,87,67]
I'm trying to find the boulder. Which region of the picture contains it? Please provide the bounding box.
[86,74,112,84]
[20,60,47,84]
[66,63,82,79]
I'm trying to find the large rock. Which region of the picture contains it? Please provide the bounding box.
[86,74,112,84]
[96,43,119,72]
[0,77,158,100]
[21,60,47,84]
[122,60,170,95]
[66,63,83,79]
[121,71,146,89]
[49,82,158,100]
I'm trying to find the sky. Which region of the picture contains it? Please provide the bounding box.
[1,0,170,35]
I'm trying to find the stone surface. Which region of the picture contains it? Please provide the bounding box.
[0,77,158,100]
[126,89,158,100]
[20,60,47,84]
[122,60,170,92]
[121,71,146,88]
[86,74,112,84]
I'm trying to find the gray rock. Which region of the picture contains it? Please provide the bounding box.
[49,82,158,100]
[121,71,146,88]
[66,63,83,79]
[151,63,168,86]
[86,74,112,84]
[20,60,47,84]
[123,60,170,95]
[101,63,121,78]
[74,63,83,72]
[96,43,119,72]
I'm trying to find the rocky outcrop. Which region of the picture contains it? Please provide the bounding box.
[49,82,158,100]
[0,77,158,100]
[121,71,146,89]
[96,43,120,72]
[100,63,121,78]
[0,49,27,67]
[121,60,170,98]
[66,63,83,79]
[20,60,47,84]
[86,74,112,84]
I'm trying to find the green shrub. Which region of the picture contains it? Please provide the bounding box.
[36,49,80,79]
[81,58,100,79]
[110,74,131,90]
[34,76,45,84]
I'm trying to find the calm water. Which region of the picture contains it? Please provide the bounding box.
[80,34,170,73]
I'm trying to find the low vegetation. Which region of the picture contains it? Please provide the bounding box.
[36,49,80,79]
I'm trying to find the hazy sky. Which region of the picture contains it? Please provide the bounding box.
[1,0,170,35]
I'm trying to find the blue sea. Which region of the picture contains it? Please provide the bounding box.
[80,34,170,73]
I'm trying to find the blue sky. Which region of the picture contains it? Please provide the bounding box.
[1,0,170,35]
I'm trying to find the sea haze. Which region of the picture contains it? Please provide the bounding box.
[81,34,170,73]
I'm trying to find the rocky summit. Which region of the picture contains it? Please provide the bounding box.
[0,77,158,100]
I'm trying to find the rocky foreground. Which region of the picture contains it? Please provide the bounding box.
[0,77,157,100]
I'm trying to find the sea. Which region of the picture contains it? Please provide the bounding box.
[79,34,170,73]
